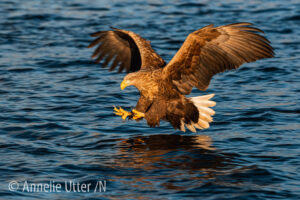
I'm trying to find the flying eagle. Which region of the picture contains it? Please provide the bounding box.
[88,22,274,132]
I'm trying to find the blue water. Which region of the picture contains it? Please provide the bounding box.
[0,0,299,199]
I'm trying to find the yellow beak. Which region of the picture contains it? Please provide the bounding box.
[120,80,128,90]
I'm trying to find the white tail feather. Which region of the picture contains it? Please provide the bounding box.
[186,124,196,133]
[200,112,213,122]
[198,119,209,129]
[191,94,215,100]
[197,106,215,116]
[194,123,204,130]
[181,94,216,132]
[180,120,186,132]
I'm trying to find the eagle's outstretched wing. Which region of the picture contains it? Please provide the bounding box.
[162,23,274,94]
[88,28,165,73]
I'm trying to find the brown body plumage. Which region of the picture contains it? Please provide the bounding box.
[88,23,274,132]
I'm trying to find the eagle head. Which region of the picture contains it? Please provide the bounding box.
[120,73,139,90]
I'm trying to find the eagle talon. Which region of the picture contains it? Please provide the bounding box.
[113,106,132,120]
[132,109,145,120]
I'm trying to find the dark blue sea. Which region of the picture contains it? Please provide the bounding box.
[0,0,299,199]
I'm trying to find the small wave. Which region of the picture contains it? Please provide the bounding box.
[252,8,291,13]
[37,60,93,68]
[256,66,285,72]
[29,122,71,130]
[283,15,300,21]
[7,67,34,72]
[60,75,92,82]
[8,14,79,21]
[177,3,206,8]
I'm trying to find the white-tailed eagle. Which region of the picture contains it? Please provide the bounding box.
[88,23,274,132]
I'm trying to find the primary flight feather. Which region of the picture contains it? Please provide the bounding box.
[88,22,274,132]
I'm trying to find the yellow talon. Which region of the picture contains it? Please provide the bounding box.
[132,109,145,120]
[113,106,132,120]
[113,106,123,116]
[113,107,145,121]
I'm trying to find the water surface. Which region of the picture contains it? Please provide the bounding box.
[0,0,299,199]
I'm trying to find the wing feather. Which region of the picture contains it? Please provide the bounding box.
[162,23,274,94]
[88,28,165,73]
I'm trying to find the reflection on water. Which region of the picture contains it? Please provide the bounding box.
[122,134,216,151]
[110,134,237,193]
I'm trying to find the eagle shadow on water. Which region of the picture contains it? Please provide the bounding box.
[116,134,223,170]
[88,22,274,132]
[108,134,241,192]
